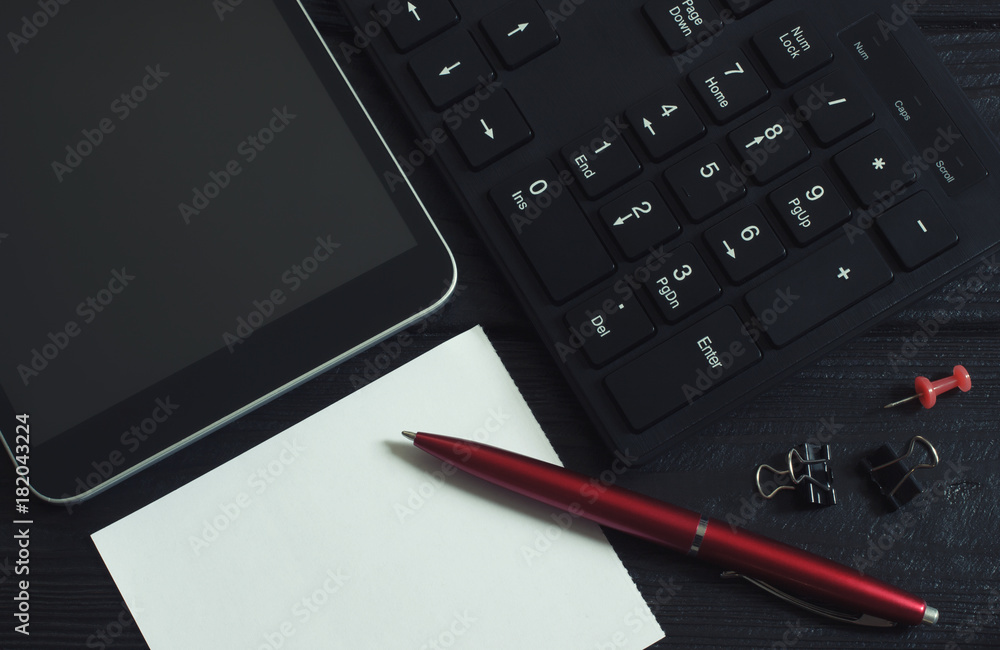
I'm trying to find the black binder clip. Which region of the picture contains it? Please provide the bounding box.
[862,436,939,511]
[756,443,837,506]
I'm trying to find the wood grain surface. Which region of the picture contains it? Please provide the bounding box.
[2,2,999,648]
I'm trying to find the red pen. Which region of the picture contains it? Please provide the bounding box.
[402,431,938,627]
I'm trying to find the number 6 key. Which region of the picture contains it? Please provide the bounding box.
[704,206,786,283]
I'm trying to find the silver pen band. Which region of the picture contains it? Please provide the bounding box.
[688,516,709,556]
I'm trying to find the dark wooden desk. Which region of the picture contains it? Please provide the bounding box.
[3,2,999,648]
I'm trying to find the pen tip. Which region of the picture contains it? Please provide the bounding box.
[923,605,939,625]
[401,431,417,441]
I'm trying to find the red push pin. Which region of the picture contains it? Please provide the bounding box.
[884,365,972,409]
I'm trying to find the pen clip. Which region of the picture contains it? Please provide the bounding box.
[719,571,896,627]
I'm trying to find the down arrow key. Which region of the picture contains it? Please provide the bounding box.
[447,90,533,170]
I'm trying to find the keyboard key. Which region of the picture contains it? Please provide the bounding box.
[490,162,615,302]
[447,90,533,170]
[704,206,785,283]
[605,308,762,429]
[481,0,559,69]
[409,31,496,109]
[665,145,746,221]
[769,168,852,245]
[373,0,459,52]
[833,131,916,206]
[644,243,721,323]
[562,124,642,199]
[792,72,875,146]
[690,51,769,123]
[599,183,681,260]
[625,88,706,161]
[720,0,772,17]
[728,107,810,184]
[841,14,989,196]
[752,15,833,87]
[644,0,723,54]
[877,193,958,270]
[564,288,656,366]
[745,233,893,347]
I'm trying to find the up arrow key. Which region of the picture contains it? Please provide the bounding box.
[507,23,529,37]
[407,2,420,21]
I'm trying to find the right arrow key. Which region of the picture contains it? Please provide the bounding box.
[481,0,559,69]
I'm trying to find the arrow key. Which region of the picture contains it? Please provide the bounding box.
[704,206,785,283]
[410,31,496,109]
[599,183,681,260]
[625,88,706,161]
[728,107,810,184]
[447,90,533,170]
[373,0,459,52]
[481,0,559,69]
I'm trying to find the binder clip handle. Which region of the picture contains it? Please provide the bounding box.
[863,436,940,510]
[755,444,837,506]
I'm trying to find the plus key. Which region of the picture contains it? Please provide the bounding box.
[745,233,894,347]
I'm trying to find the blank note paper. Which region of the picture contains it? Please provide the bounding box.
[92,326,665,649]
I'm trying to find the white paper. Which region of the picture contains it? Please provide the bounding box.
[92,327,664,650]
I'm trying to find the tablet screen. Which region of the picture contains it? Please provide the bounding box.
[0,0,417,445]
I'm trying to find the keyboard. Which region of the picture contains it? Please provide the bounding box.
[338,0,1000,462]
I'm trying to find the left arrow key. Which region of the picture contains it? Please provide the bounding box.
[409,31,496,109]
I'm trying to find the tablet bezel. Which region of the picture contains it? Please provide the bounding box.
[1,0,457,502]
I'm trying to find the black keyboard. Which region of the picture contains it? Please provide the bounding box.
[338,0,1000,462]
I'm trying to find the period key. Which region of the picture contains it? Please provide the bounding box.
[564,287,655,367]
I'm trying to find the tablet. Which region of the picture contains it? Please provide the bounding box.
[0,0,456,501]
